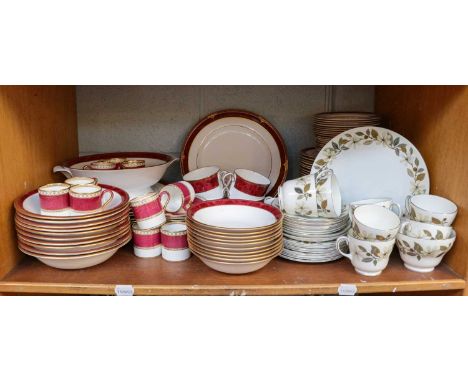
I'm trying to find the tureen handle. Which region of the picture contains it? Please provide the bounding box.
[53,165,73,179]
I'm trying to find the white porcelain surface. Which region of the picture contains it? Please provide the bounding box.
[192,205,277,229]
[29,248,118,269]
[229,187,264,201]
[65,177,97,186]
[407,194,457,226]
[54,156,177,199]
[162,247,190,261]
[336,231,395,276]
[24,188,123,218]
[352,205,400,240]
[349,198,401,218]
[400,218,453,240]
[134,245,162,258]
[185,117,282,195]
[136,212,166,230]
[196,256,273,274]
[311,126,430,209]
[396,231,456,272]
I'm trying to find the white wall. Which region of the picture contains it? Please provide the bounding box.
[77,85,374,181]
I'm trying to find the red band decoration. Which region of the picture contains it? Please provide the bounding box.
[70,195,102,211]
[39,194,69,210]
[133,232,161,248]
[188,172,219,193]
[234,176,268,197]
[132,199,164,219]
[162,234,188,249]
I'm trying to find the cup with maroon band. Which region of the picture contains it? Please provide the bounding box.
[132,224,162,258]
[228,169,270,201]
[182,166,232,200]
[69,184,114,214]
[121,159,146,169]
[130,191,168,229]
[38,183,71,216]
[64,177,98,187]
[83,160,117,170]
[161,223,190,261]
[160,181,195,214]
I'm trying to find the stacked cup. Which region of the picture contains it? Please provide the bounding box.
[129,181,195,261]
[336,201,401,276]
[396,195,457,272]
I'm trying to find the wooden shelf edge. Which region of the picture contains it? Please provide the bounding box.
[0,278,465,296]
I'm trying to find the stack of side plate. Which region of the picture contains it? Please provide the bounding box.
[313,112,385,149]
[299,147,320,177]
[281,207,350,263]
[186,199,283,274]
[14,184,131,269]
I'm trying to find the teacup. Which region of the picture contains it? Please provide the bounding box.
[130,192,168,229]
[267,170,341,218]
[400,218,453,240]
[64,177,97,187]
[69,184,114,213]
[352,204,400,241]
[160,181,195,214]
[122,159,146,169]
[406,194,457,226]
[349,198,401,218]
[336,229,395,276]
[132,224,162,258]
[182,166,229,200]
[227,169,270,201]
[83,160,117,170]
[38,183,70,216]
[161,223,190,261]
[396,230,456,273]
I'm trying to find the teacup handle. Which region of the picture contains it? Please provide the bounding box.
[405,195,412,216]
[264,197,280,208]
[390,202,402,218]
[158,190,171,209]
[101,190,114,210]
[220,171,234,198]
[53,165,73,179]
[336,236,352,260]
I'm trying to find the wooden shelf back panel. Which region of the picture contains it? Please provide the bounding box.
[375,85,468,291]
[0,86,78,278]
[0,246,464,295]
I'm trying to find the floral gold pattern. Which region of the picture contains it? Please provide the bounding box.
[356,244,390,266]
[397,239,452,260]
[313,127,428,195]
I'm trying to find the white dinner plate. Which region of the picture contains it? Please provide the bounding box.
[311,126,430,208]
[180,110,288,196]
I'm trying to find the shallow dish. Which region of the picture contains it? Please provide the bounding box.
[54,152,178,199]
[188,238,283,258]
[193,254,275,274]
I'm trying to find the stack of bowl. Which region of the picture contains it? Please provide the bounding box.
[299,147,320,177]
[14,184,131,269]
[186,199,283,274]
[397,194,457,273]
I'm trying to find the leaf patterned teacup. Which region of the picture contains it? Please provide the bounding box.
[349,198,401,219]
[396,230,456,273]
[352,204,400,241]
[400,219,453,240]
[275,169,342,218]
[406,194,457,226]
[336,229,395,276]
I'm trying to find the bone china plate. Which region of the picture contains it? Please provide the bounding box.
[180,110,288,197]
[311,126,430,208]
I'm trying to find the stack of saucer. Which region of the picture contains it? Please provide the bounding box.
[299,147,320,177]
[281,207,350,262]
[313,112,385,148]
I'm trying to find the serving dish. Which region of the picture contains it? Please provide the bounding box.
[311,126,429,208]
[180,110,288,197]
[53,152,178,199]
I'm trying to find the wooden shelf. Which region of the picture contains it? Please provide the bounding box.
[0,245,464,295]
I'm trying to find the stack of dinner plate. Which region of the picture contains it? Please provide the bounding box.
[281,207,350,262]
[314,112,385,149]
[14,184,131,269]
[299,147,320,177]
[186,199,283,274]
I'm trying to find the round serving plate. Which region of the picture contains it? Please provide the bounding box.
[15,184,129,221]
[53,152,178,199]
[15,212,130,233]
[187,199,282,233]
[17,224,130,247]
[311,126,430,208]
[194,254,275,274]
[18,231,132,257]
[180,110,288,197]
